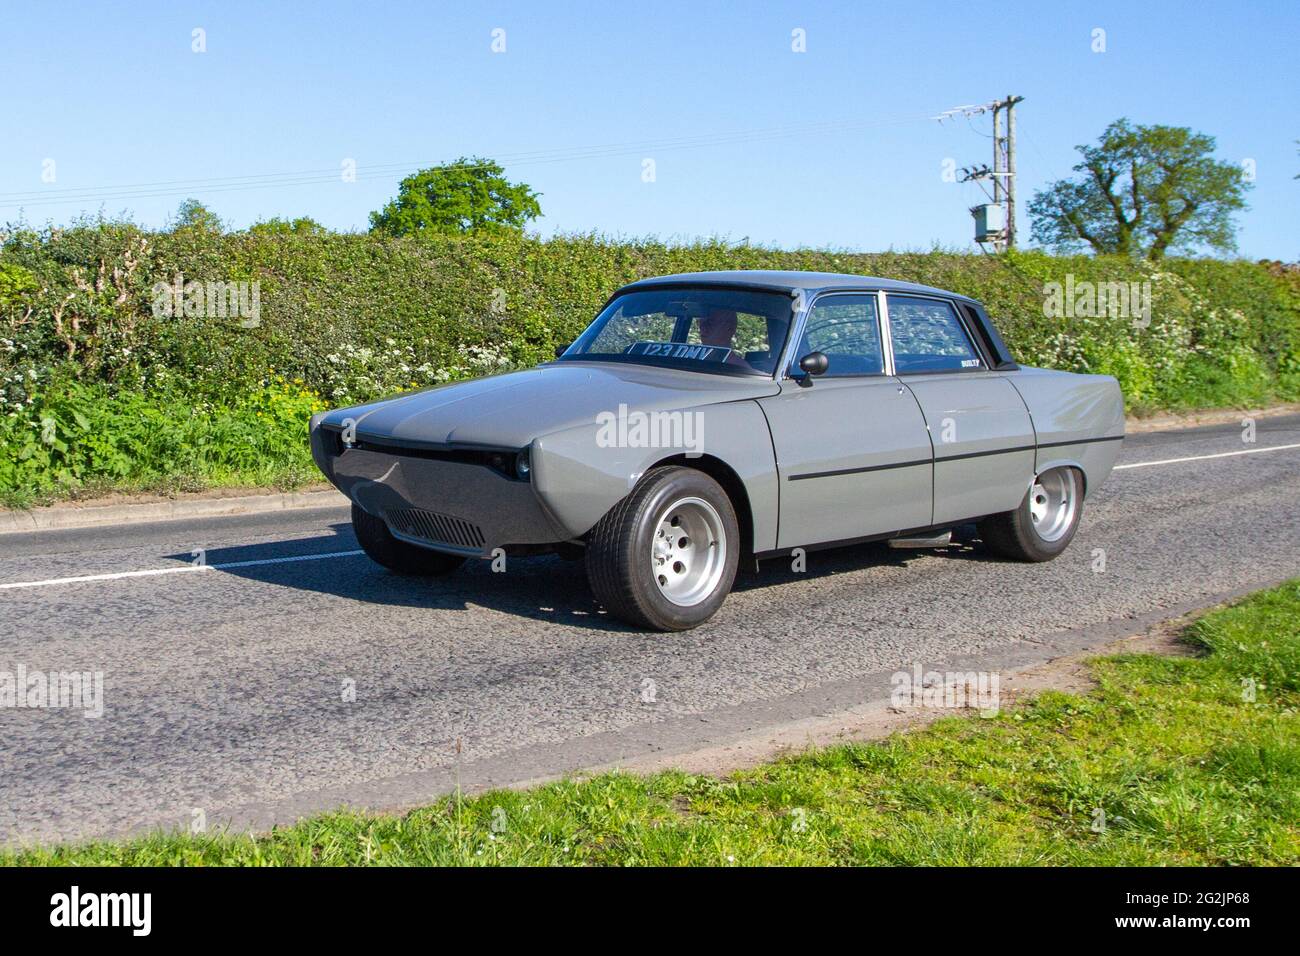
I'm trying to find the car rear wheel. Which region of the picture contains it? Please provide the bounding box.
[977,466,1083,562]
[351,503,465,576]
[585,466,739,631]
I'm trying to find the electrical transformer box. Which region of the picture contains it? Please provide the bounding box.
[973,203,1005,242]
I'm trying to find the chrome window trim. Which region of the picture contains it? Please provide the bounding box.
[779,289,889,380]
[883,292,988,376]
[877,289,897,376]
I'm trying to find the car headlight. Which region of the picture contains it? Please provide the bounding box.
[515,449,531,478]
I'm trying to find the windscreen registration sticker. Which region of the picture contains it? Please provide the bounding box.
[627,341,732,362]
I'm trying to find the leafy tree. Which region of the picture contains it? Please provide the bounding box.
[248,216,329,236]
[1029,119,1250,260]
[169,199,224,233]
[369,157,541,237]
[0,261,38,304]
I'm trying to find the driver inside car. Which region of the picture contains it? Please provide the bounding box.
[698,308,753,369]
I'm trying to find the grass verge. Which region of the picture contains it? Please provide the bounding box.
[6,580,1298,866]
[0,379,323,509]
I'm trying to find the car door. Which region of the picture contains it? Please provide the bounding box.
[758,292,933,549]
[885,293,1035,525]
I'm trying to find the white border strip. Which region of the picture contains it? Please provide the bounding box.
[1113,442,1300,471]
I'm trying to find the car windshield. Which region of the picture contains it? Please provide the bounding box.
[556,286,794,376]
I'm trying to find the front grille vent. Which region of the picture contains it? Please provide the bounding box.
[385,508,485,551]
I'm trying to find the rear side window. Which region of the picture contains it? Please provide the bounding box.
[794,295,883,376]
[886,295,983,373]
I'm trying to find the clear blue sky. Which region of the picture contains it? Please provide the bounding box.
[3,0,1296,258]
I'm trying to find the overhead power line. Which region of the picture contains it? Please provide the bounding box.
[1,112,935,212]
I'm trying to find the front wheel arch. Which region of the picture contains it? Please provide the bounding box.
[645,453,754,559]
[585,465,741,631]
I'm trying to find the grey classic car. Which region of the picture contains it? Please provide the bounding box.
[310,271,1125,630]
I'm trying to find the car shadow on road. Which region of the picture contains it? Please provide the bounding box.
[163,523,639,633]
[163,523,992,632]
[735,524,988,592]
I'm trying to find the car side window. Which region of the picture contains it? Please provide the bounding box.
[886,295,983,373]
[794,295,883,376]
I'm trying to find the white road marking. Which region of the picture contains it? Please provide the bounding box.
[1113,441,1300,471]
[0,549,365,591]
[3,441,1299,593]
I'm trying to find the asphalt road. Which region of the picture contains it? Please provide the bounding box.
[2,415,1299,846]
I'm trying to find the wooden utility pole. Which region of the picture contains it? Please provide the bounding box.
[941,95,1024,252]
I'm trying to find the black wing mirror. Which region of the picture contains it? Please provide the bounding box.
[795,351,829,385]
[554,343,570,358]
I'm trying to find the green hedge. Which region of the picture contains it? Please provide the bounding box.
[1,223,1297,502]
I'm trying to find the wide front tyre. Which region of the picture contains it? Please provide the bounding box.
[586,466,740,631]
[351,503,465,576]
[977,466,1083,562]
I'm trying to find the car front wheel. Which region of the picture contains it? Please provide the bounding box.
[977,466,1083,561]
[585,466,739,631]
[351,503,466,576]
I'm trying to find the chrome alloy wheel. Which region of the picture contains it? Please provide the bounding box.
[649,496,727,607]
[1028,467,1080,543]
